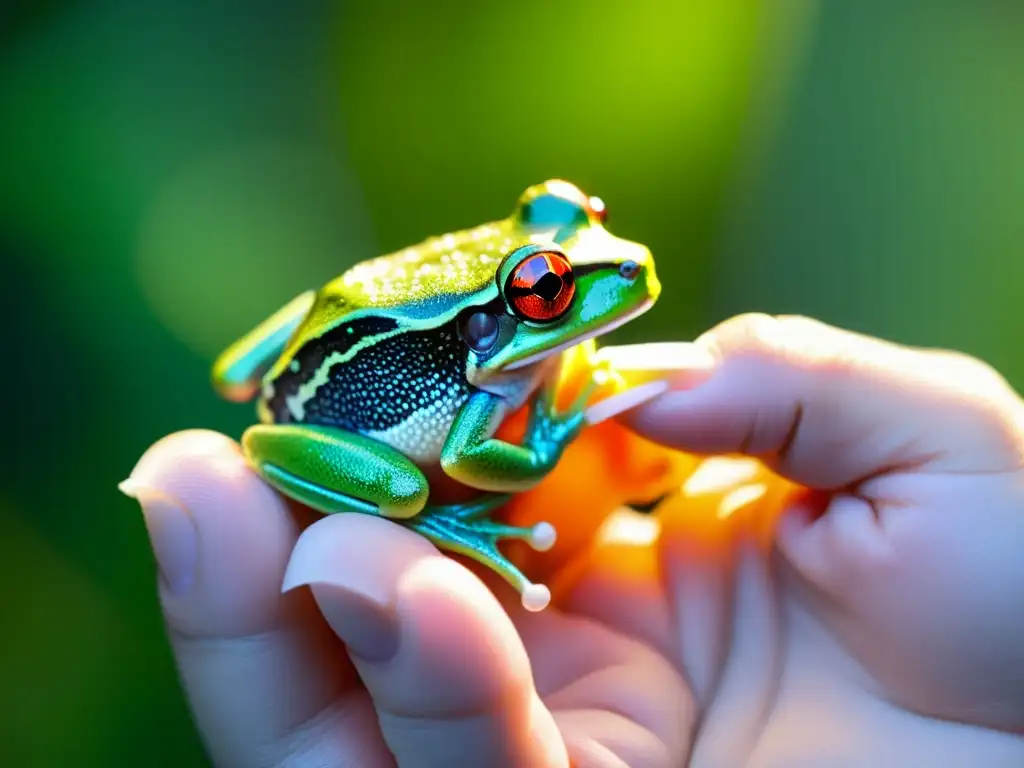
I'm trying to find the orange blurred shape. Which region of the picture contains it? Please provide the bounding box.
[656,455,800,549]
[495,341,807,583]
[546,456,806,604]
[499,341,698,575]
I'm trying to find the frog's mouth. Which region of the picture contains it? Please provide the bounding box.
[502,297,655,371]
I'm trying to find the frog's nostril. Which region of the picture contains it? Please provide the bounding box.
[619,260,641,280]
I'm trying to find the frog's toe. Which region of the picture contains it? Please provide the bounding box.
[407,504,556,610]
[569,357,623,414]
[521,583,551,612]
[470,519,557,551]
[529,521,557,552]
[526,384,557,432]
[525,398,585,457]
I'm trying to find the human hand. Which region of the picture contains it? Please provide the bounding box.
[122,314,1024,766]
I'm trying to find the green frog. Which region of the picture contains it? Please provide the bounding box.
[212,180,660,610]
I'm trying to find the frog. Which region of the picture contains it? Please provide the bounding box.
[211,179,660,611]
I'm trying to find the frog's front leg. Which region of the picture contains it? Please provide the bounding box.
[212,291,316,402]
[441,377,595,493]
[243,423,556,610]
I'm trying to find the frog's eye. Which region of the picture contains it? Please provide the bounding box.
[516,182,607,230]
[461,311,500,354]
[505,250,576,323]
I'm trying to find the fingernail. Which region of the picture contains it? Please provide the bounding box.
[584,380,670,425]
[282,550,400,663]
[597,342,719,389]
[119,479,198,596]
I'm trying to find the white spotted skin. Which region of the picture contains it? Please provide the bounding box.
[365,386,467,465]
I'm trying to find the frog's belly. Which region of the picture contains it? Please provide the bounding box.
[363,393,467,465]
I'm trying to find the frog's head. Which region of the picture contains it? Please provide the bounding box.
[461,180,660,386]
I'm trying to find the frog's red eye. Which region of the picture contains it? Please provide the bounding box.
[505,251,576,322]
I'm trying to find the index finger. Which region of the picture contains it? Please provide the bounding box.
[612,314,1024,488]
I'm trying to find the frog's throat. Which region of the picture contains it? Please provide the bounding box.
[471,353,555,409]
[502,297,655,372]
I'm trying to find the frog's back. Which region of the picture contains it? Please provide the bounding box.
[320,218,515,325]
[259,218,515,464]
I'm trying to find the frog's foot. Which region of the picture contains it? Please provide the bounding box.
[523,358,617,459]
[523,383,586,465]
[569,355,621,413]
[245,425,557,609]
[405,494,557,612]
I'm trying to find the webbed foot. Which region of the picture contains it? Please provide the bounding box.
[406,494,557,612]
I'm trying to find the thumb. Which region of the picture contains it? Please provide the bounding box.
[612,313,1024,488]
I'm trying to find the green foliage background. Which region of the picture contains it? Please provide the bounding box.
[0,2,1021,764]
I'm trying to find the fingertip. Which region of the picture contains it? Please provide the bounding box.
[282,512,439,596]
[589,341,719,427]
[398,554,526,666]
[123,428,299,639]
[127,429,247,491]
[373,555,567,765]
[281,513,448,664]
[289,517,534,699]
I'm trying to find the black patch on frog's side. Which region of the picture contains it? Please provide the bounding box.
[270,320,473,434]
[266,316,399,419]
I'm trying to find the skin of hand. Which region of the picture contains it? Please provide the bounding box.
[120,313,1024,767]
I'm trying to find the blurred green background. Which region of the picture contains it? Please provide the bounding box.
[1,1,1022,764]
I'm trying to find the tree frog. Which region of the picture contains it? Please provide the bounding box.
[212,180,660,610]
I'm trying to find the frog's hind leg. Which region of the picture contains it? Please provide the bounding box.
[242,423,430,519]
[407,496,557,612]
[242,424,555,610]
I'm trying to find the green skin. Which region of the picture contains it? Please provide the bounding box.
[212,180,660,610]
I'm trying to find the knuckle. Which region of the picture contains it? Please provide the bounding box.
[705,312,779,345]
[706,313,846,370]
[919,349,1024,464]
[924,348,1018,407]
[698,313,782,361]
[930,349,1009,392]
[922,358,1023,467]
[966,397,1024,467]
